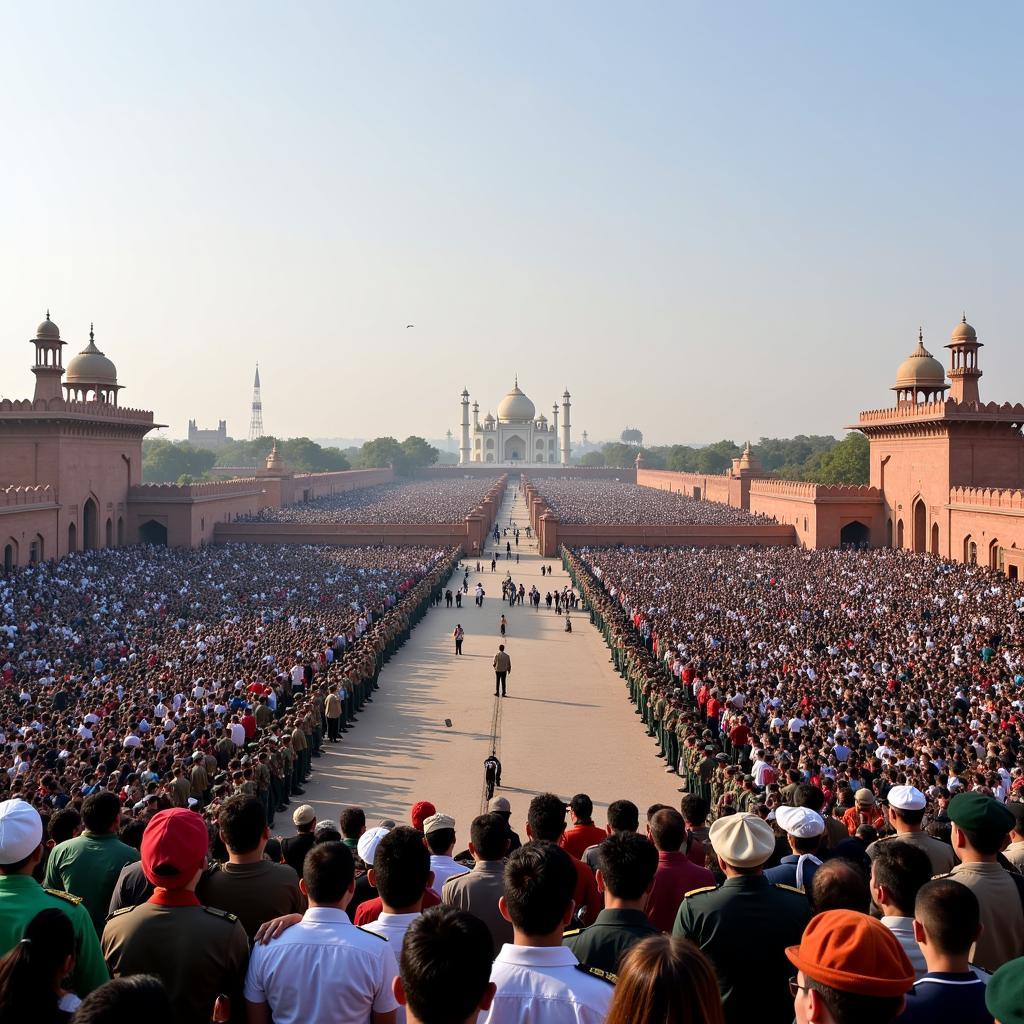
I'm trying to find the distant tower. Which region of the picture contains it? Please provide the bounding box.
[946,313,983,405]
[446,429,454,453]
[30,312,66,402]
[460,389,471,464]
[582,429,589,448]
[561,389,572,466]
[249,364,264,440]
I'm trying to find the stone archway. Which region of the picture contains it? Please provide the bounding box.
[82,497,98,550]
[896,519,904,548]
[503,435,526,462]
[913,499,926,554]
[839,521,869,546]
[67,522,77,553]
[139,520,168,546]
[931,522,939,556]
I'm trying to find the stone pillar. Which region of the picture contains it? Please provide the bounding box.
[465,511,484,554]
[561,391,571,466]
[460,390,471,465]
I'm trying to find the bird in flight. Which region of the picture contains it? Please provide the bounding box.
[405,324,415,328]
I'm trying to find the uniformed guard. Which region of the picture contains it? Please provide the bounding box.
[101,807,249,1024]
[986,953,1024,1024]
[0,798,109,996]
[672,811,811,1024]
[764,805,825,891]
[866,785,956,876]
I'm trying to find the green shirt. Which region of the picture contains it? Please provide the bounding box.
[0,873,109,995]
[44,831,141,934]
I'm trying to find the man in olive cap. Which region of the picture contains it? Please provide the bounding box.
[987,954,1024,1024]
[673,811,811,1024]
[938,791,1023,972]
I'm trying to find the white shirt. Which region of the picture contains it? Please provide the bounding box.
[482,944,614,1024]
[243,906,399,1024]
[361,910,420,950]
[880,916,927,980]
[429,854,465,893]
[229,722,245,747]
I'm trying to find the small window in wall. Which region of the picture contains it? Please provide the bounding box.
[29,541,39,564]
[486,438,495,450]
[804,517,808,531]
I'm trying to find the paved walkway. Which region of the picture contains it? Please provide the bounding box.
[289,485,683,839]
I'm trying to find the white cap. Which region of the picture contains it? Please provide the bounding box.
[887,785,926,812]
[357,825,391,867]
[0,799,43,865]
[775,805,825,838]
[708,812,775,869]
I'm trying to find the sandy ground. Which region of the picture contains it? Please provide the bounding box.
[286,486,683,840]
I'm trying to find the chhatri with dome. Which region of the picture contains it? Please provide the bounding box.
[459,379,572,465]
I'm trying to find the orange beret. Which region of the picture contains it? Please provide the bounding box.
[786,910,915,997]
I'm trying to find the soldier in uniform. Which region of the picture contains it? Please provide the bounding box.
[101,807,249,1024]
[673,811,812,1024]
[0,798,109,995]
[866,785,956,876]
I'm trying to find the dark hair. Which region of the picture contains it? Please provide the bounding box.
[870,841,931,916]
[118,818,146,851]
[503,841,576,936]
[303,841,355,904]
[470,814,510,860]
[809,858,871,915]
[956,824,1008,857]
[81,790,121,833]
[527,793,567,842]
[646,803,672,821]
[606,799,640,832]
[890,806,925,827]
[569,794,594,821]
[48,808,81,845]
[399,907,493,1024]
[915,879,980,955]
[374,827,431,909]
[649,808,686,853]
[425,828,456,856]
[606,935,725,1024]
[806,979,904,1024]
[794,785,826,813]
[339,807,366,840]
[0,909,75,1022]
[679,794,709,826]
[70,975,173,1024]
[217,796,266,855]
[597,832,658,901]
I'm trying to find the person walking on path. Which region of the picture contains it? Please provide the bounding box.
[493,645,511,697]
[499,615,507,638]
[453,624,464,656]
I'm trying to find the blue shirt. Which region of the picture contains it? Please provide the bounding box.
[764,854,819,892]
[900,971,992,1024]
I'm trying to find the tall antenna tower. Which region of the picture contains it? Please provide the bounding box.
[248,364,264,440]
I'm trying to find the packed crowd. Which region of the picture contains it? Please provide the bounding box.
[239,478,503,525]
[533,479,777,526]
[2,779,1023,1024]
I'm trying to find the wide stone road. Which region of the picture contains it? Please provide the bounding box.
[289,484,683,840]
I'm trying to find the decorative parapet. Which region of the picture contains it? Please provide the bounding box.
[948,486,1024,511]
[0,396,157,423]
[128,478,262,500]
[855,399,1024,427]
[0,484,56,508]
[749,479,881,500]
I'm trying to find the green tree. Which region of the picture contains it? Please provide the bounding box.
[399,436,440,473]
[357,437,405,472]
[142,441,217,483]
[579,450,605,467]
[802,432,869,484]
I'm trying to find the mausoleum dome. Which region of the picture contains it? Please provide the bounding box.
[894,334,946,390]
[66,328,118,386]
[497,381,536,422]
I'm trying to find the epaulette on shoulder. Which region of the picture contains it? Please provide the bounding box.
[931,871,952,881]
[358,926,388,940]
[576,963,616,984]
[45,888,82,906]
[203,905,239,923]
[562,927,583,937]
[106,905,135,919]
[683,885,718,898]
[774,883,805,895]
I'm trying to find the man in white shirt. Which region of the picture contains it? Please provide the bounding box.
[245,841,398,1024]
[362,827,433,954]
[869,840,933,980]
[422,813,463,893]
[483,841,613,1024]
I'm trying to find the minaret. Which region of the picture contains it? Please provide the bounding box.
[561,389,571,466]
[946,314,983,405]
[249,364,264,440]
[472,400,480,430]
[30,312,66,402]
[552,403,558,440]
[460,389,471,464]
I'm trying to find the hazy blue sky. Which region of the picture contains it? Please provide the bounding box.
[1,3,1021,445]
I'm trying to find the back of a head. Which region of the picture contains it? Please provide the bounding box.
[69,975,174,1024]
[48,807,81,845]
[809,858,871,915]
[570,793,593,821]
[597,832,659,901]
[470,814,510,861]
[606,935,725,1024]
[0,908,75,1022]
[82,790,121,833]
[915,879,980,957]
[425,827,456,856]
[871,841,931,917]
[217,795,266,855]
[399,907,494,1024]
[606,799,640,833]
[679,794,709,827]
[303,841,355,905]
[375,826,431,908]
[794,785,826,813]
[503,841,576,937]
[527,793,567,843]
[339,806,366,840]
[649,808,686,853]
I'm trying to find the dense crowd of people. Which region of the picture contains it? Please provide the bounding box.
[533,479,776,526]
[239,477,503,525]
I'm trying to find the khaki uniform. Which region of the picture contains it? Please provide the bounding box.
[102,896,249,1024]
[939,862,1024,973]
[196,859,303,939]
[441,860,511,956]
[867,830,957,876]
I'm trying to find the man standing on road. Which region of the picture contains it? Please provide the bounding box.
[484,752,502,800]
[493,645,511,697]
[453,624,464,656]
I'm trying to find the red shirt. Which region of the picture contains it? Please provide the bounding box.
[241,714,257,740]
[571,857,603,927]
[560,824,607,861]
[644,851,715,933]
[353,888,441,925]
[729,724,751,746]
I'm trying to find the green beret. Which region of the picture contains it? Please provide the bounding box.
[986,955,1024,1024]
[947,792,1015,839]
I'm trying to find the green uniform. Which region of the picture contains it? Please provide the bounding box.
[672,875,811,1024]
[563,908,660,975]
[44,830,141,934]
[0,873,109,995]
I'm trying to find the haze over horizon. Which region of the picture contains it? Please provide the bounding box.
[2,3,1021,446]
